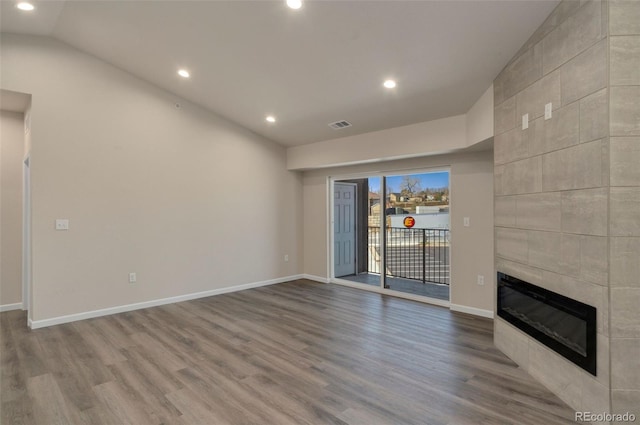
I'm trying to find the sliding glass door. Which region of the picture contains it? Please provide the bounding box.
[382,171,450,300]
[332,169,450,302]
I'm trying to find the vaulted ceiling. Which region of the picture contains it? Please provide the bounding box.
[1,0,559,146]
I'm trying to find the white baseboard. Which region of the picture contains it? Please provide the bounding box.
[0,302,23,312]
[29,275,303,330]
[301,274,330,283]
[450,303,494,319]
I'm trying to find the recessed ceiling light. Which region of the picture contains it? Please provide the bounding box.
[177,69,190,78]
[383,79,397,89]
[17,2,35,11]
[266,116,276,123]
[286,0,302,10]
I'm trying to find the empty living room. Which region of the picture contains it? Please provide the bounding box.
[1,0,638,424]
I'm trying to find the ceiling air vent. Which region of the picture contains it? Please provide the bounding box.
[328,120,352,130]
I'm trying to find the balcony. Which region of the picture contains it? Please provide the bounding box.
[342,227,450,300]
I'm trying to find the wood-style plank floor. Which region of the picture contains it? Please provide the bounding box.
[1,280,577,425]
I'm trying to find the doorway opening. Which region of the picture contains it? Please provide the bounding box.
[332,170,450,302]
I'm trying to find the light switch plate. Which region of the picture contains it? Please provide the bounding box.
[55,219,69,230]
[545,103,552,120]
[522,114,529,130]
[463,217,470,227]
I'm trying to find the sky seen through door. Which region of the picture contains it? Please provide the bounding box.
[368,171,449,194]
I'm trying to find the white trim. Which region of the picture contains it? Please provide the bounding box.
[328,176,334,281]
[385,288,450,308]
[450,303,494,319]
[332,278,451,309]
[29,275,303,330]
[0,303,24,312]
[301,274,330,283]
[23,152,31,316]
[332,278,379,291]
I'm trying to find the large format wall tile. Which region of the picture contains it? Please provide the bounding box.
[610,187,640,236]
[611,86,640,136]
[516,70,561,121]
[580,89,609,142]
[496,228,528,263]
[542,0,603,74]
[500,42,543,100]
[611,338,640,390]
[561,38,607,105]
[529,102,580,156]
[516,192,562,231]
[496,257,543,286]
[494,165,505,196]
[611,288,640,337]
[513,323,611,414]
[542,140,603,191]
[512,1,580,64]
[495,96,517,135]
[610,237,640,287]
[502,156,542,195]
[561,188,608,236]
[610,137,640,186]
[580,374,611,414]
[611,36,640,85]
[595,333,611,387]
[611,390,640,418]
[529,231,580,276]
[610,0,640,35]
[502,156,543,195]
[494,127,528,165]
[528,338,584,409]
[580,235,608,286]
[494,319,530,371]
[495,196,517,227]
[527,231,562,271]
[494,75,505,107]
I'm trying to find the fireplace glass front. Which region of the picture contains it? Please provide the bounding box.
[497,273,597,375]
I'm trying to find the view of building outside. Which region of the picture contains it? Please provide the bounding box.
[364,171,451,291]
[367,172,450,229]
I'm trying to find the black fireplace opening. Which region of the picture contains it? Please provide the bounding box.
[497,272,597,376]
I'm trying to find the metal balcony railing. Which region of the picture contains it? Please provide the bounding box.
[368,227,450,285]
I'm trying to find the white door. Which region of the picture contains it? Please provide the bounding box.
[334,183,356,277]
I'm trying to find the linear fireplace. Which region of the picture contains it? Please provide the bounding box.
[497,273,597,375]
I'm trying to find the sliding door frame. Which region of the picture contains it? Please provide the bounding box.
[328,166,451,308]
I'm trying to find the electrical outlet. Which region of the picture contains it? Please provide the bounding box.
[129,272,137,283]
[284,254,289,262]
[545,102,552,120]
[55,219,69,230]
[477,275,485,285]
[463,217,470,227]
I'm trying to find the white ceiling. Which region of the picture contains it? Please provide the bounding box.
[0,0,559,147]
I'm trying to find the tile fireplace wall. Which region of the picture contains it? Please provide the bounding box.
[493,0,639,420]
